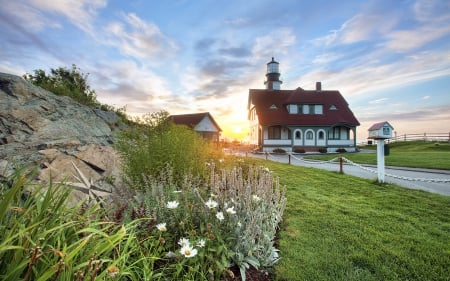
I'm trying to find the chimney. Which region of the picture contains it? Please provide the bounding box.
[316,82,322,91]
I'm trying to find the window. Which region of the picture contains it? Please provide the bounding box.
[315,105,323,114]
[269,104,278,110]
[298,104,323,114]
[318,131,324,140]
[306,131,313,140]
[295,131,301,139]
[268,126,281,139]
[328,127,341,140]
[288,104,298,114]
[330,105,337,110]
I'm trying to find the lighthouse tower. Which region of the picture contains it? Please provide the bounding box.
[264,57,282,90]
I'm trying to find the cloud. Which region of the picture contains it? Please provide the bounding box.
[422,95,430,100]
[252,28,296,59]
[369,98,389,104]
[385,25,450,52]
[413,0,450,23]
[313,13,397,46]
[89,59,176,115]
[104,13,178,60]
[29,0,106,34]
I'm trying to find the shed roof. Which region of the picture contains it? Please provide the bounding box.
[168,112,222,131]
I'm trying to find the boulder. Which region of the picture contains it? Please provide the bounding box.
[0,72,124,203]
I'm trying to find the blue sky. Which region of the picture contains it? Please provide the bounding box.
[1,0,449,141]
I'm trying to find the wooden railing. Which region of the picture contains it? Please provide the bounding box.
[389,133,449,143]
[360,133,449,145]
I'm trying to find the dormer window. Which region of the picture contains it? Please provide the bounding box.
[270,104,278,110]
[330,105,337,110]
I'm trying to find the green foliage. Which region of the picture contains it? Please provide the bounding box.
[24,64,99,107]
[115,110,220,188]
[0,168,162,281]
[272,148,286,154]
[111,163,286,280]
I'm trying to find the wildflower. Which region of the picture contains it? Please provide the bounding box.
[180,244,198,258]
[219,158,224,163]
[156,223,167,232]
[107,265,119,278]
[237,221,242,228]
[166,201,179,209]
[226,206,236,215]
[165,251,177,259]
[205,198,218,209]
[197,239,206,248]
[210,193,217,199]
[178,238,190,247]
[216,211,224,221]
[252,195,261,202]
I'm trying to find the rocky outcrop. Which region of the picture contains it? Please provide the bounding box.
[0,72,124,201]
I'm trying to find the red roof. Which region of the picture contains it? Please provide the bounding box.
[248,88,360,127]
[168,112,222,131]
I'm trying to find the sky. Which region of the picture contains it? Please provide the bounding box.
[1,0,450,142]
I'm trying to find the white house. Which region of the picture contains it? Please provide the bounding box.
[248,58,360,152]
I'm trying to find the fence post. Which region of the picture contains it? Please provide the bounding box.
[339,157,343,174]
[288,154,291,165]
[265,152,268,160]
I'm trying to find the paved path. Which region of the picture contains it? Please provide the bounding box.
[247,153,450,196]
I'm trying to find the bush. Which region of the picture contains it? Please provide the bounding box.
[336,148,347,153]
[272,148,286,154]
[112,164,286,280]
[115,111,220,188]
[318,147,328,153]
[293,148,305,153]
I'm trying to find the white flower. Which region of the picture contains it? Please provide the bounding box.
[178,238,190,247]
[180,244,198,258]
[219,158,224,163]
[216,211,224,221]
[252,195,261,202]
[205,198,218,209]
[165,251,177,258]
[226,206,236,215]
[237,222,242,228]
[166,201,179,209]
[196,239,206,248]
[156,223,167,232]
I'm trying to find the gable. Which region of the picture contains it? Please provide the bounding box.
[195,116,220,132]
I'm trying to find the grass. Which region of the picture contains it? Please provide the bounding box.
[261,160,450,281]
[304,141,450,170]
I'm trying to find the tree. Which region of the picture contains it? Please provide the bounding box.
[23,64,98,106]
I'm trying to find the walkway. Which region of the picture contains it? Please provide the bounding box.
[247,152,450,196]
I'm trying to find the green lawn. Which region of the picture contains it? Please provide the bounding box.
[304,141,450,170]
[261,161,450,281]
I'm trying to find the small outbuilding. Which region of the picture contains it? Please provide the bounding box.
[368,121,394,140]
[168,112,222,144]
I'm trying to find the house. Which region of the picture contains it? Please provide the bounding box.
[248,57,360,152]
[168,112,222,143]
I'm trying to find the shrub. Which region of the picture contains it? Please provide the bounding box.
[318,147,328,153]
[336,148,347,153]
[111,163,286,280]
[293,148,305,153]
[272,148,286,154]
[115,110,221,188]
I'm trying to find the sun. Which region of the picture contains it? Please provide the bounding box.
[233,126,242,134]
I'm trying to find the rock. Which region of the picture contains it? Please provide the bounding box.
[0,72,125,203]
